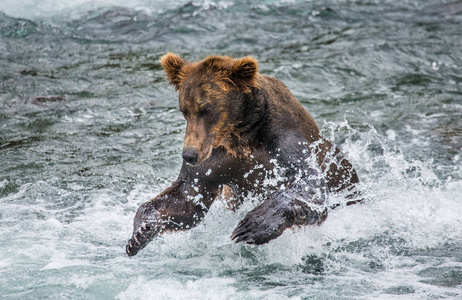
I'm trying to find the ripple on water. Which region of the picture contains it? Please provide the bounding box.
[1,0,462,299]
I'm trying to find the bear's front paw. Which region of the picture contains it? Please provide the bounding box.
[230,206,289,245]
[126,202,163,257]
[126,222,161,257]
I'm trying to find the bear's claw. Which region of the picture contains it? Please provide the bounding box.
[231,220,280,245]
[230,225,253,243]
[230,207,287,245]
[126,223,159,257]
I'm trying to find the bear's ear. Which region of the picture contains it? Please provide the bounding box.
[228,57,258,92]
[160,53,187,90]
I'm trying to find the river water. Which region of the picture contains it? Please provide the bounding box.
[1,0,461,299]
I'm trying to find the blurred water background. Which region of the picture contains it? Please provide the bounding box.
[1,0,461,299]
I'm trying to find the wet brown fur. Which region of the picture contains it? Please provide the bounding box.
[126,53,360,256]
[161,53,259,162]
[160,53,356,190]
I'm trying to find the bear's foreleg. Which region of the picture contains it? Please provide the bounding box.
[231,178,328,245]
[126,179,218,256]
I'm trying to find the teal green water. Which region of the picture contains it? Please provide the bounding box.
[1,1,461,299]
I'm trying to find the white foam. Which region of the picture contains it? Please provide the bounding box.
[0,0,187,19]
[117,277,237,300]
[0,0,230,19]
[42,252,91,270]
[0,258,12,270]
[1,120,461,299]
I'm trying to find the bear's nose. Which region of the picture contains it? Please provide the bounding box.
[182,148,199,165]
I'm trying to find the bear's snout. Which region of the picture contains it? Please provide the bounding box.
[182,148,199,165]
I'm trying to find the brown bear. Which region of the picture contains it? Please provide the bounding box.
[126,53,359,256]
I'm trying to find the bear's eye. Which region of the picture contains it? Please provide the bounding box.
[198,104,212,117]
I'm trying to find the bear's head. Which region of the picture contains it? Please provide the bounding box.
[160,53,259,166]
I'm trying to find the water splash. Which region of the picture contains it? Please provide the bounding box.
[1,0,461,298]
[111,122,462,298]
